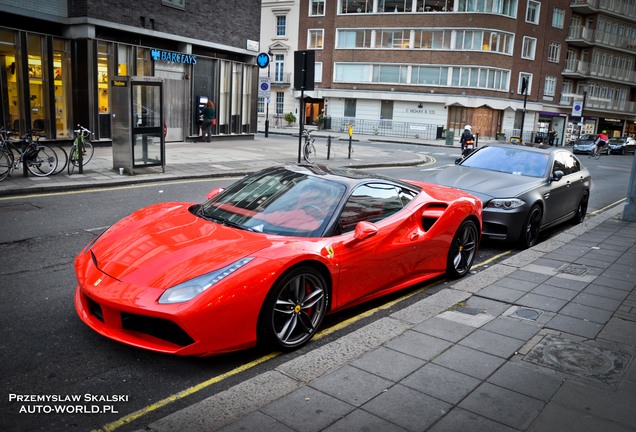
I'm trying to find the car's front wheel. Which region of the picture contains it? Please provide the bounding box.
[446,219,479,279]
[259,266,328,351]
[519,205,542,249]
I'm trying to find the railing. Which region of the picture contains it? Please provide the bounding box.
[567,25,636,53]
[563,60,635,84]
[271,73,292,86]
[571,0,636,18]
[325,117,445,140]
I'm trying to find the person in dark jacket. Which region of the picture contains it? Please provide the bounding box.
[459,125,474,155]
[201,101,216,142]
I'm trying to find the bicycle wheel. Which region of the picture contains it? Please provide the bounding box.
[303,142,316,163]
[49,144,68,175]
[0,149,11,181]
[26,145,58,177]
[81,141,94,165]
[594,150,601,160]
[68,145,78,175]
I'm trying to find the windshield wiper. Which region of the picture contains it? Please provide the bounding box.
[197,207,254,231]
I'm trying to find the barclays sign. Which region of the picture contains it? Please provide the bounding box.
[151,49,197,64]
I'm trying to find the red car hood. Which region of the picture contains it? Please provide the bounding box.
[90,202,272,289]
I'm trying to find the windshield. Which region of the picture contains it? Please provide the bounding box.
[461,146,549,178]
[198,169,346,237]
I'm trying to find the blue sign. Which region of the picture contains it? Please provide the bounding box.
[257,52,270,68]
[151,49,197,64]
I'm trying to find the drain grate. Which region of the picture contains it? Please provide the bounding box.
[512,308,542,321]
[556,263,590,276]
[524,335,630,386]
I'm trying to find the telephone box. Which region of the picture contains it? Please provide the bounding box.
[111,76,165,174]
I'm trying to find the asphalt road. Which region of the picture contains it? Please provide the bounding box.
[0,147,631,432]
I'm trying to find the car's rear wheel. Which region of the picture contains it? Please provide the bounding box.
[519,205,542,249]
[259,266,328,351]
[446,219,479,279]
[571,191,589,225]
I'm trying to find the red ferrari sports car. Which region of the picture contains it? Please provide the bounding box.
[74,165,481,356]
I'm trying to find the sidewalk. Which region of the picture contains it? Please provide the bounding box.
[3,129,634,431]
[0,128,450,197]
[143,204,635,432]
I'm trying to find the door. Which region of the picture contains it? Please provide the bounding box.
[131,81,163,168]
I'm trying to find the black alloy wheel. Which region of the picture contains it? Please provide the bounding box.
[446,219,479,279]
[519,205,543,249]
[571,191,589,225]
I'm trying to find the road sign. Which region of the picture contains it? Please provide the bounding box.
[257,52,270,69]
[259,77,271,98]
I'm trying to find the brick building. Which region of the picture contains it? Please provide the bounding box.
[281,0,636,143]
[0,0,261,144]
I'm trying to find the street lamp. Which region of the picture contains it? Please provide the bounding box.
[265,48,272,138]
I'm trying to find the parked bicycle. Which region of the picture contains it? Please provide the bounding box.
[68,124,94,174]
[0,128,59,180]
[302,129,316,163]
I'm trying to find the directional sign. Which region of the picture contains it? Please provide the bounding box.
[259,77,271,98]
[257,52,270,69]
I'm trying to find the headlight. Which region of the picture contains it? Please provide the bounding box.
[158,258,254,304]
[486,198,525,210]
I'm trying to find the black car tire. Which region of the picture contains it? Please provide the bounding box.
[519,205,542,249]
[258,266,328,351]
[571,191,589,225]
[446,219,479,279]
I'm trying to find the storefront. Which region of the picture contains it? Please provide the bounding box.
[0,26,258,144]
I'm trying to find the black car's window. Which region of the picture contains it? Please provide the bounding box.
[461,146,548,177]
[338,183,414,233]
[199,170,346,237]
[553,152,581,176]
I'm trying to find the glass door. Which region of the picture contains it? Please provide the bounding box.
[131,81,163,168]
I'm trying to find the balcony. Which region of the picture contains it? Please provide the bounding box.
[571,0,636,21]
[567,26,636,53]
[563,59,636,85]
[271,73,292,87]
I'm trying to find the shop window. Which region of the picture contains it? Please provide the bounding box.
[117,44,132,76]
[53,38,72,138]
[27,34,46,134]
[136,47,153,76]
[0,29,20,131]
[97,42,111,114]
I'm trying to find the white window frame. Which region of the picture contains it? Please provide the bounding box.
[310,0,325,16]
[552,8,565,29]
[547,42,561,63]
[308,29,324,49]
[526,0,540,24]
[544,75,556,97]
[275,92,284,115]
[522,36,536,60]
[519,72,532,95]
[276,15,287,37]
[314,62,323,82]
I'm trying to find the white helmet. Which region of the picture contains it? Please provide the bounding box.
[464,125,472,131]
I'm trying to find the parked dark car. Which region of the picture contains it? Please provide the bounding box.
[608,137,636,155]
[572,134,600,155]
[420,144,591,249]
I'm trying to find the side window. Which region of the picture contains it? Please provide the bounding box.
[338,183,410,233]
[561,152,581,175]
[553,153,567,175]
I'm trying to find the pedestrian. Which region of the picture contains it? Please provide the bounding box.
[459,125,474,156]
[548,128,557,146]
[201,101,216,142]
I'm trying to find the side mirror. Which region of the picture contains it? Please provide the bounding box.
[551,170,564,182]
[455,157,463,165]
[206,187,225,200]
[345,221,378,245]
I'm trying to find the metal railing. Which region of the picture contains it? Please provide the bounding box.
[325,117,444,140]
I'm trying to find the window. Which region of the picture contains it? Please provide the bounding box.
[414,29,451,49]
[379,0,412,13]
[257,97,265,113]
[337,29,372,48]
[274,54,284,82]
[275,92,284,115]
[560,80,573,104]
[338,183,412,233]
[341,0,373,13]
[276,16,286,37]
[544,75,556,96]
[344,98,356,117]
[526,0,540,24]
[552,8,565,29]
[315,62,323,82]
[162,0,185,10]
[308,29,324,49]
[522,37,536,60]
[378,30,410,49]
[310,0,325,16]
[547,42,560,63]
[519,73,532,94]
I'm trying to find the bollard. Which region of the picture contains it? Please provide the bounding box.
[327,135,332,160]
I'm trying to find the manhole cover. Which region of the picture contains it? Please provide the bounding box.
[512,308,542,321]
[524,335,630,385]
[557,264,589,276]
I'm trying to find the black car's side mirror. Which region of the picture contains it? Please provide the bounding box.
[455,157,463,165]
[551,170,564,182]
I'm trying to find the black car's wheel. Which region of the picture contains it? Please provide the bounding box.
[259,266,328,351]
[571,191,589,225]
[519,205,542,249]
[446,219,479,279]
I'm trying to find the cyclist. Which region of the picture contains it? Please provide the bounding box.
[594,130,608,156]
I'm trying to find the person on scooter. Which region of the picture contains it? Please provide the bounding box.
[459,125,475,156]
